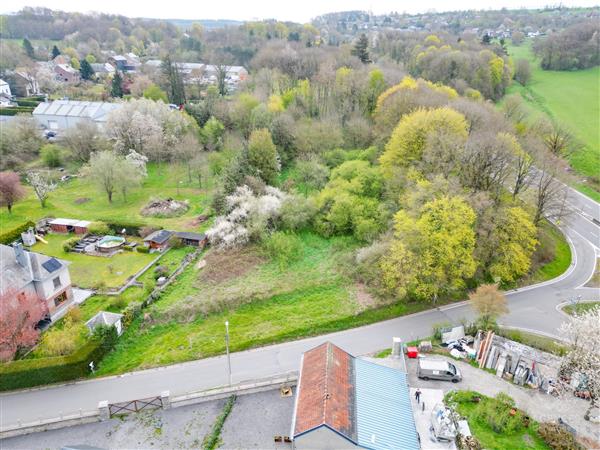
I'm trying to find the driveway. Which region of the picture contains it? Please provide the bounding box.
[404,356,599,443]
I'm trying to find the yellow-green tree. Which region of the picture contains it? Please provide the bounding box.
[247,128,279,185]
[380,107,468,175]
[382,195,477,300]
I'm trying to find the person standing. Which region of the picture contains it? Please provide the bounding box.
[415,388,421,404]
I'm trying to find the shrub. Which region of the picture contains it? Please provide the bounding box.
[137,246,150,253]
[110,296,127,310]
[537,422,584,450]
[87,221,110,236]
[104,220,146,236]
[62,237,81,252]
[122,301,142,328]
[92,324,119,351]
[34,316,87,357]
[473,392,523,434]
[279,195,317,232]
[40,144,64,168]
[261,232,303,269]
[65,306,82,323]
[0,221,36,244]
[123,244,134,251]
[0,337,111,391]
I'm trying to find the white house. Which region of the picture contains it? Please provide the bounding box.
[0,79,11,97]
[86,311,124,336]
[33,99,122,131]
[1,243,74,315]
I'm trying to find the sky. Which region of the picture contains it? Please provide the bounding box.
[2,0,598,23]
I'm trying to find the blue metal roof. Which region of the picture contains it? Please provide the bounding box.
[354,359,420,450]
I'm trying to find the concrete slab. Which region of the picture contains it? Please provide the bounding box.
[410,388,456,450]
[73,288,94,305]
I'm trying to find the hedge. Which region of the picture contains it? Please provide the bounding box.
[0,221,36,245]
[0,107,34,116]
[103,220,148,236]
[0,337,112,391]
[16,100,41,107]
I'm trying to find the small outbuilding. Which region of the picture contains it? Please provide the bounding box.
[86,311,124,336]
[143,229,174,251]
[49,218,91,235]
[291,342,419,450]
[174,231,208,248]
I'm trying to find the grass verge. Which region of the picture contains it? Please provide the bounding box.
[562,301,600,316]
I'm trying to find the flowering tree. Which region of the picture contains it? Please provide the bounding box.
[559,306,600,406]
[125,149,149,177]
[0,171,26,214]
[26,171,57,208]
[0,289,48,361]
[207,185,287,249]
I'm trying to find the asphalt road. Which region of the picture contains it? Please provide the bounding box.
[1,188,598,430]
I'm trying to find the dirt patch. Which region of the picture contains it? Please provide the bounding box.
[187,214,210,227]
[200,247,265,284]
[74,197,91,204]
[355,283,380,312]
[141,198,190,218]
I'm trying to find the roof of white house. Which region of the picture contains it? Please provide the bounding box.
[55,64,79,74]
[86,311,123,330]
[33,100,122,123]
[49,218,91,227]
[0,79,8,86]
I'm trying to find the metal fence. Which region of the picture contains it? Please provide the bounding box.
[109,396,163,417]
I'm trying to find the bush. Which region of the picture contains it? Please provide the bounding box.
[92,324,119,351]
[40,144,64,168]
[123,244,134,251]
[473,392,523,434]
[279,195,317,232]
[537,422,584,450]
[62,237,81,252]
[15,99,40,107]
[0,337,110,391]
[0,107,34,116]
[137,246,150,253]
[122,301,142,328]
[104,220,146,236]
[0,221,36,245]
[261,232,303,269]
[34,318,88,357]
[87,221,110,236]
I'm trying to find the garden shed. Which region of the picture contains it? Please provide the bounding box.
[174,231,208,248]
[86,311,124,336]
[143,229,174,251]
[49,218,91,235]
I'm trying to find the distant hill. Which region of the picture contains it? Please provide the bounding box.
[167,18,244,29]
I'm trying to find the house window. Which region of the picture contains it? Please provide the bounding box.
[53,276,61,289]
[54,291,67,308]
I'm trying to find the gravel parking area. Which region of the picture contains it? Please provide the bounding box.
[1,389,295,450]
[403,356,599,444]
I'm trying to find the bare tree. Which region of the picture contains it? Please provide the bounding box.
[469,284,508,330]
[532,151,571,226]
[537,119,582,158]
[60,121,109,163]
[214,63,231,97]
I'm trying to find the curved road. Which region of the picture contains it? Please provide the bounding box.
[1,188,598,430]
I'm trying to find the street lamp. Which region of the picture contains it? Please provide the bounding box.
[225,320,232,386]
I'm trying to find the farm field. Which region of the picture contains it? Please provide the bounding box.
[31,234,156,289]
[506,41,600,200]
[0,164,210,235]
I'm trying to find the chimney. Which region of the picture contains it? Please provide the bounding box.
[12,243,29,269]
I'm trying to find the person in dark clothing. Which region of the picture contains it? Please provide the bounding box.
[415,388,421,403]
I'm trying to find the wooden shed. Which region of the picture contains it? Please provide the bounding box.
[174,231,208,248]
[49,218,91,235]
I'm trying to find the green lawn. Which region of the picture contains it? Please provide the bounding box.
[506,41,600,200]
[31,234,156,289]
[563,301,600,316]
[0,164,210,236]
[446,391,549,450]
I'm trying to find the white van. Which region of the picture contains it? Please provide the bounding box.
[417,358,462,383]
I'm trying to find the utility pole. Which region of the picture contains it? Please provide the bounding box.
[225,321,232,386]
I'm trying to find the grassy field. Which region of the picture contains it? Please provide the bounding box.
[506,41,600,200]
[0,164,210,235]
[563,301,600,316]
[95,233,444,375]
[446,391,549,450]
[30,233,156,289]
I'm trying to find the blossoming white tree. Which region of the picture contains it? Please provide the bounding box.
[207,185,287,249]
[26,171,57,208]
[559,306,600,407]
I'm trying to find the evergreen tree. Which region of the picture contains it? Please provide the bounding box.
[79,59,95,80]
[482,33,492,45]
[51,45,61,59]
[351,33,371,64]
[22,38,35,59]
[161,56,186,105]
[111,71,124,98]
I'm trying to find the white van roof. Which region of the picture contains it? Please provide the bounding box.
[418,359,451,371]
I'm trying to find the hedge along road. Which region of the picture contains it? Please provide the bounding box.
[1,187,599,431]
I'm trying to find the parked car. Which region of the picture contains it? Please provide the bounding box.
[417,358,462,383]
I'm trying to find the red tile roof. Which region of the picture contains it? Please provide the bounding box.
[293,342,357,442]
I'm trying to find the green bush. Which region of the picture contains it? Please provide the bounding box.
[16,99,41,107]
[0,337,110,391]
[537,422,584,450]
[87,221,110,236]
[122,301,143,328]
[104,220,147,236]
[0,107,34,116]
[203,395,237,450]
[261,231,303,269]
[123,244,134,251]
[62,237,81,252]
[137,246,150,253]
[0,221,36,244]
[92,324,119,351]
[473,392,523,434]
[40,144,64,168]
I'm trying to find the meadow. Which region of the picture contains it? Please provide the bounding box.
[506,41,600,200]
[0,164,210,235]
